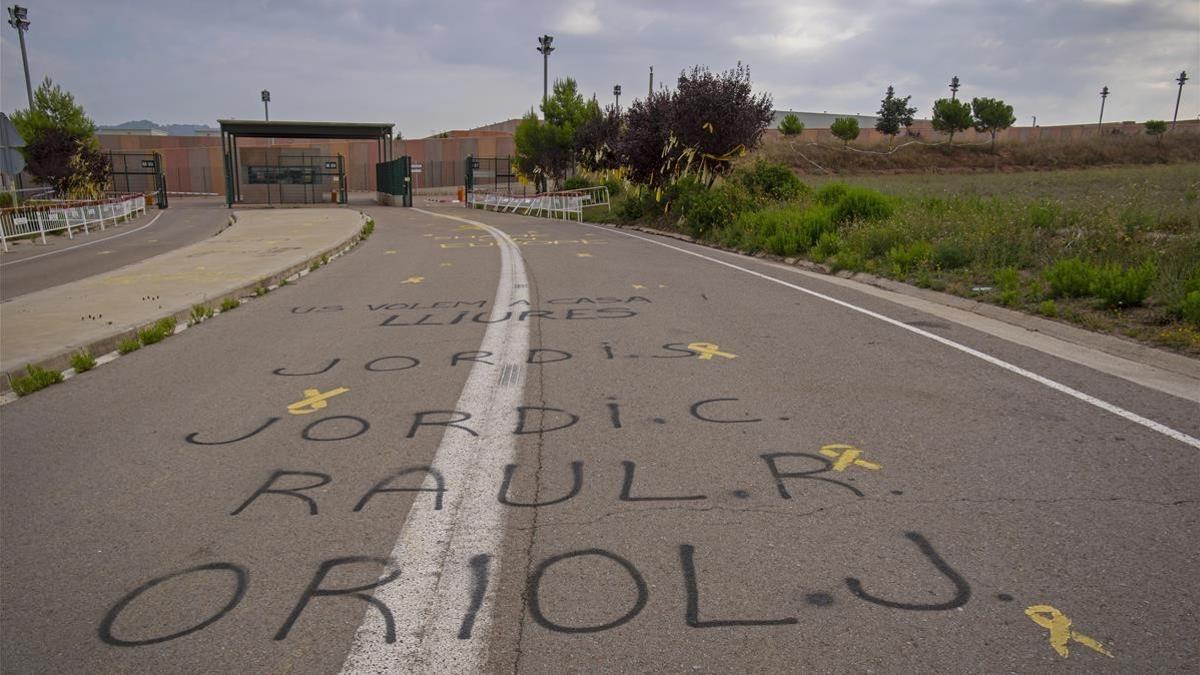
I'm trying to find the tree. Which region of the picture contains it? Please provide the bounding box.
[779,113,805,136]
[875,86,917,146]
[10,77,97,145]
[24,127,108,197]
[574,101,623,172]
[1144,119,1168,145]
[514,78,589,190]
[830,117,860,147]
[931,98,973,144]
[617,90,674,186]
[970,97,1016,151]
[668,64,774,183]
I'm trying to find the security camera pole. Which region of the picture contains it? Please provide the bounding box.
[7,5,33,111]
[949,75,960,100]
[1172,71,1188,130]
[613,84,621,111]
[261,90,270,122]
[537,35,554,108]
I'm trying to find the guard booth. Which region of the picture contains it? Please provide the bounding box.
[107,151,167,208]
[218,120,394,207]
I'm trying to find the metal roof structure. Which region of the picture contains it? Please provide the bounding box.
[217,119,394,140]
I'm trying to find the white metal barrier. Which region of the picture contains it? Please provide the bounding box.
[0,193,148,252]
[468,185,610,222]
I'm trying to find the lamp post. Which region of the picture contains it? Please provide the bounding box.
[536,35,554,109]
[648,66,653,98]
[1098,86,1109,134]
[7,5,33,111]
[1172,71,1188,130]
[949,75,960,100]
[613,84,621,111]
[261,90,270,122]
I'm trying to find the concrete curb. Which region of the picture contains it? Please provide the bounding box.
[2,211,371,396]
[618,223,1200,379]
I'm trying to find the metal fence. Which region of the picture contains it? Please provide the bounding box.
[1,193,148,251]
[468,186,609,222]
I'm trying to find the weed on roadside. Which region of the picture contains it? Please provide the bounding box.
[219,297,240,312]
[9,364,64,396]
[189,304,214,326]
[255,285,269,297]
[70,350,96,373]
[118,338,141,354]
[360,218,375,238]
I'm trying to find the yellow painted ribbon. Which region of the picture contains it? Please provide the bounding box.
[1024,605,1114,658]
[686,342,737,361]
[288,387,350,415]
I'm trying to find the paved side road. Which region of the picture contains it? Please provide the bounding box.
[0,204,1196,672]
[0,198,229,301]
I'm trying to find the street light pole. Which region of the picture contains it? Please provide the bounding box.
[7,5,33,111]
[536,35,554,109]
[949,75,960,100]
[1172,71,1188,130]
[1098,86,1109,134]
[613,84,621,111]
[649,66,653,98]
[261,90,270,122]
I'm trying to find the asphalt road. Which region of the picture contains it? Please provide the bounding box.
[1,204,1197,673]
[0,198,229,301]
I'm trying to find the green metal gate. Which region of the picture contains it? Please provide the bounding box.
[106,151,167,208]
[376,156,412,207]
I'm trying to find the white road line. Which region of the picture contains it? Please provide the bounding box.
[340,208,530,673]
[591,224,1200,450]
[0,211,165,267]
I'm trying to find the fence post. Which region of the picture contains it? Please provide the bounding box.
[36,209,46,244]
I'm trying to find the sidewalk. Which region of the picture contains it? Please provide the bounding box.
[0,208,366,384]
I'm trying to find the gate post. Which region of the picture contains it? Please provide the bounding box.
[338,155,347,204]
[464,154,474,208]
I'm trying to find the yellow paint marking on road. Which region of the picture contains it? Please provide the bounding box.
[147,239,158,243]
[1025,605,1114,659]
[401,276,425,284]
[287,387,350,415]
[632,283,647,289]
[97,250,112,255]
[687,342,737,361]
[819,444,881,472]
[455,224,484,231]
[385,250,397,255]
[577,252,592,258]
[659,284,668,288]
[440,262,453,267]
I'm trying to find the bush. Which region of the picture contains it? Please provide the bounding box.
[70,350,96,373]
[854,226,905,258]
[830,250,865,272]
[1045,258,1097,298]
[812,231,841,262]
[1038,299,1058,317]
[563,175,593,190]
[1180,291,1200,326]
[220,297,240,312]
[674,182,754,238]
[602,176,624,197]
[613,189,655,222]
[932,241,972,269]
[829,187,893,224]
[736,160,809,202]
[360,218,375,238]
[10,364,64,396]
[816,182,850,206]
[887,240,934,274]
[1092,261,1156,308]
[1027,201,1060,229]
[994,266,1021,306]
[117,338,141,354]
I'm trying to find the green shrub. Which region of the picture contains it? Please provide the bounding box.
[1038,299,1058,317]
[614,190,654,221]
[9,364,63,396]
[602,176,624,197]
[779,113,805,136]
[816,182,850,206]
[563,175,592,190]
[995,266,1021,306]
[118,338,141,354]
[856,226,905,259]
[310,259,322,272]
[1180,291,1200,326]
[137,316,176,346]
[1045,258,1097,298]
[189,304,214,326]
[1026,201,1060,229]
[829,187,894,224]
[360,218,375,238]
[675,182,754,239]
[736,160,809,202]
[887,240,934,274]
[1092,261,1157,308]
[255,285,268,297]
[220,297,240,312]
[830,250,865,272]
[70,350,96,373]
[932,241,972,269]
[812,231,840,262]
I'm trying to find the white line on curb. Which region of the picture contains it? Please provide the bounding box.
[591,223,1200,451]
[0,211,165,267]
[340,208,530,673]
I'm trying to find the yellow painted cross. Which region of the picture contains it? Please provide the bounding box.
[401,276,425,284]
[687,342,737,361]
[1025,605,1114,659]
[577,252,592,258]
[288,387,349,415]
[819,444,882,472]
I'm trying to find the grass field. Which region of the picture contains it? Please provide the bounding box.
[597,162,1200,354]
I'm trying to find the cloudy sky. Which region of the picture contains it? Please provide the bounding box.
[2,0,1197,135]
